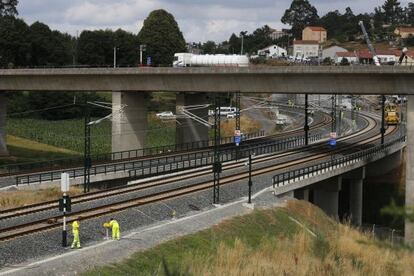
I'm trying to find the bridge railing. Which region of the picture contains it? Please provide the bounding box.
[127,133,322,179]
[272,136,406,188]
[15,132,322,185]
[1,130,264,176]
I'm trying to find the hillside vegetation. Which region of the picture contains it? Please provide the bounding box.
[85,200,414,276]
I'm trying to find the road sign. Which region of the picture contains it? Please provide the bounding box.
[234,135,241,146]
[330,132,337,139]
[234,129,241,146]
[329,132,337,146]
[147,56,152,66]
[61,173,70,193]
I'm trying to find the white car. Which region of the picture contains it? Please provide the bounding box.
[156,111,175,118]
[226,112,236,119]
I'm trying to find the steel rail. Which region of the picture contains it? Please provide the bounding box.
[0,113,359,220]
[0,124,398,243]
[0,114,389,242]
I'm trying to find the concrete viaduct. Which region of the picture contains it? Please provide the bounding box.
[1,66,414,241]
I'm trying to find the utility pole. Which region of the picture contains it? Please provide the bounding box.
[83,101,91,193]
[140,44,146,66]
[113,47,117,68]
[381,95,386,145]
[331,94,337,133]
[338,95,342,136]
[240,35,244,55]
[235,92,241,160]
[304,94,309,145]
[213,95,221,204]
[248,152,252,204]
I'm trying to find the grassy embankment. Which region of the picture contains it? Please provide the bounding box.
[84,200,414,276]
[0,186,84,210]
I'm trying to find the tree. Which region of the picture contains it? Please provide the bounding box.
[0,16,31,68]
[228,33,240,54]
[201,41,217,54]
[281,0,319,39]
[113,29,140,66]
[320,10,343,39]
[0,0,18,16]
[340,57,350,66]
[382,0,403,25]
[406,34,414,46]
[28,22,72,66]
[77,30,115,66]
[137,9,186,66]
[404,2,414,25]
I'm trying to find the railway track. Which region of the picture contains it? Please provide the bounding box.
[1,111,331,182]
[0,112,338,220]
[0,112,397,242]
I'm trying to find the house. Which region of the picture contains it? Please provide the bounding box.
[293,40,319,58]
[322,46,348,60]
[258,45,287,58]
[334,52,358,64]
[269,28,287,40]
[358,49,397,64]
[394,27,414,39]
[302,26,327,43]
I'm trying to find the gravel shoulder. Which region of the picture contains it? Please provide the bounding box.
[0,185,286,276]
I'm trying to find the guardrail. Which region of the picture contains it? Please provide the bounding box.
[272,136,406,188]
[128,133,322,179]
[15,133,322,186]
[1,130,264,176]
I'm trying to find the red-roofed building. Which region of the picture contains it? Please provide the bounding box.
[334,52,358,64]
[394,27,414,38]
[303,26,327,43]
[293,40,320,58]
[357,49,397,64]
[334,49,398,65]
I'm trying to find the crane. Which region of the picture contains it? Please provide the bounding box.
[358,21,380,66]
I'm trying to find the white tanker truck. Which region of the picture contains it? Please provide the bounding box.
[173,53,249,67]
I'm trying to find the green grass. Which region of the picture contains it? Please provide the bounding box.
[4,114,176,166]
[84,201,414,276]
[7,118,111,154]
[83,207,307,276]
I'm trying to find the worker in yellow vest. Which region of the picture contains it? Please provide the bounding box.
[71,217,81,249]
[109,218,120,240]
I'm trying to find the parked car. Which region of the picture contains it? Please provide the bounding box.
[156,111,175,118]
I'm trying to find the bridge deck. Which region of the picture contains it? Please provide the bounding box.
[1,66,413,94]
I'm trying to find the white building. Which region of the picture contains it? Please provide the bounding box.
[334,52,359,64]
[293,40,319,58]
[269,29,287,40]
[322,46,348,60]
[258,45,287,58]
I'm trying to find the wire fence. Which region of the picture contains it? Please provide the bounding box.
[361,224,405,246]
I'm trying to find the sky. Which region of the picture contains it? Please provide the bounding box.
[18,0,411,43]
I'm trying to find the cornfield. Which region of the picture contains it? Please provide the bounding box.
[7,115,177,155]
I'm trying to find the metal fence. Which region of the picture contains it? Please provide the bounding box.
[272,136,406,188]
[361,224,405,246]
[1,130,264,176]
[15,133,322,185]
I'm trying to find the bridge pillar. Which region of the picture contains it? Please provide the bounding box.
[176,93,209,145]
[112,92,148,154]
[344,167,365,226]
[0,93,7,156]
[313,177,342,219]
[294,189,309,201]
[406,95,414,244]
